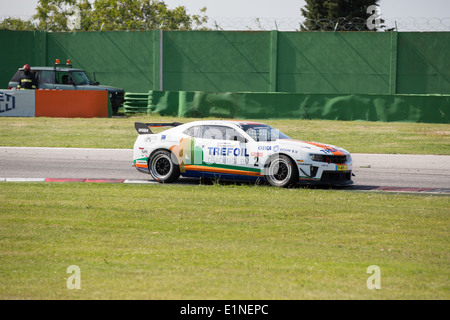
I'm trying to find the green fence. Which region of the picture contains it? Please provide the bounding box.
[1,30,449,122]
[2,30,450,95]
[397,32,450,94]
[0,30,44,87]
[122,90,449,123]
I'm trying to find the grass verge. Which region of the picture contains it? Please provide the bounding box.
[0,182,448,299]
[0,115,449,154]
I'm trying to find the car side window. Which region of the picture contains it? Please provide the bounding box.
[200,125,245,142]
[55,71,73,85]
[201,125,226,140]
[39,71,54,84]
[224,128,246,142]
[184,125,200,138]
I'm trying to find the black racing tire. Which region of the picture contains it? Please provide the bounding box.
[264,154,298,188]
[111,101,120,115]
[148,150,180,183]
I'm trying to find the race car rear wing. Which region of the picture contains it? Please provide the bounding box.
[134,122,183,134]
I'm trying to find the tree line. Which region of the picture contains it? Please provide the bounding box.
[1,0,381,32]
[1,0,208,31]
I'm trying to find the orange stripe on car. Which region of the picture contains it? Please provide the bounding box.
[185,165,263,177]
[280,139,345,156]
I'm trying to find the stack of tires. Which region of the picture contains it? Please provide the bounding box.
[123,92,149,114]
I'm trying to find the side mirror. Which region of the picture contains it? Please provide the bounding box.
[92,72,99,85]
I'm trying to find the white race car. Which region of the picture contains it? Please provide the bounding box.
[133,120,353,187]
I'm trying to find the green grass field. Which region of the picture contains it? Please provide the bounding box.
[0,182,448,299]
[1,115,449,154]
[0,116,449,300]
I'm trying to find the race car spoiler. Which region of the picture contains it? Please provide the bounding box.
[134,122,183,134]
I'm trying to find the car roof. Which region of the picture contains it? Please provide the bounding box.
[19,67,83,72]
[183,120,266,127]
[161,120,267,134]
[155,120,272,136]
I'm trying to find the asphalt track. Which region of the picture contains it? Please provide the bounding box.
[1,147,449,194]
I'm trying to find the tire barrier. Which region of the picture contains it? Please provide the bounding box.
[123,92,150,114]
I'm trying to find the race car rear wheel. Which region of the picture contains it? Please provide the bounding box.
[148,150,180,183]
[264,154,298,188]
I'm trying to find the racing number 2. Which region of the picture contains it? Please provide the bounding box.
[254,156,259,167]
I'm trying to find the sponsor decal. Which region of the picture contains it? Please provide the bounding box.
[320,148,337,155]
[134,157,149,169]
[250,152,263,157]
[144,135,157,143]
[217,142,234,147]
[298,161,312,166]
[0,93,15,113]
[299,176,320,181]
[138,147,149,156]
[207,147,249,157]
[280,148,298,154]
[205,156,250,165]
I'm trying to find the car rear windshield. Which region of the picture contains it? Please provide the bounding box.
[11,70,24,82]
[10,70,39,84]
[240,124,291,142]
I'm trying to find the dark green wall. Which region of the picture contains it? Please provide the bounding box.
[1,30,449,95]
[163,31,271,92]
[0,30,45,88]
[46,31,156,92]
[277,32,392,94]
[397,32,450,94]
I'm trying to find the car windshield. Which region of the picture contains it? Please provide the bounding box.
[240,124,291,142]
[71,71,93,85]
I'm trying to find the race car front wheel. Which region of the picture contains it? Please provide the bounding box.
[148,150,180,183]
[264,155,298,188]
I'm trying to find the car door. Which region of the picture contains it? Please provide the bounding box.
[37,70,55,89]
[54,70,77,90]
[194,125,261,178]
